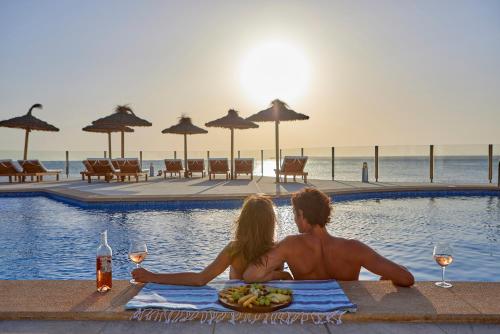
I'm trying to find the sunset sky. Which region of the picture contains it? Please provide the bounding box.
[1,0,499,154]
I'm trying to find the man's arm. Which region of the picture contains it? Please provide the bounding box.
[243,239,290,282]
[354,241,414,287]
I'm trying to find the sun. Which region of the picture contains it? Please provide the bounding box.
[240,41,311,105]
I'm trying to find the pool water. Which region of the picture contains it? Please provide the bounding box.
[0,195,499,281]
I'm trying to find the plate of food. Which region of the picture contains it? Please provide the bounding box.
[218,283,293,313]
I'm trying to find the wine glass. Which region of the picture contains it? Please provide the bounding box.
[129,241,148,284]
[433,242,453,288]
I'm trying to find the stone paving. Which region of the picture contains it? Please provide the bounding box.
[1,320,500,334]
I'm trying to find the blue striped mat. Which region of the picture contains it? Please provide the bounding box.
[125,280,357,314]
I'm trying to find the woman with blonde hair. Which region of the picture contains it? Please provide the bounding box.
[132,194,292,285]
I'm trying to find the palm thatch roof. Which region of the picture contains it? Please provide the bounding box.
[246,99,309,122]
[92,105,152,127]
[205,109,258,129]
[162,116,208,135]
[82,123,134,133]
[0,104,59,132]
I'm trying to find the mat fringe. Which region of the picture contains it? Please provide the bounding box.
[131,309,345,325]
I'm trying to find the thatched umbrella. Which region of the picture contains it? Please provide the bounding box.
[82,124,134,159]
[205,109,258,179]
[0,104,59,160]
[161,116,208,178]
[92,105,152,158]
[247,99,309,183]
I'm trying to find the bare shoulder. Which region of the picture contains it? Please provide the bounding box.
[279,234,302,245]
[276,235,305,252]
[335,238,372,257]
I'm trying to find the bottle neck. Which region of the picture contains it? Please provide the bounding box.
[100,231,108,246]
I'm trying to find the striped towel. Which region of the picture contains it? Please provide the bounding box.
[126,280,356,324]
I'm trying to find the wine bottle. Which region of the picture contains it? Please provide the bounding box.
[96,230,112,292]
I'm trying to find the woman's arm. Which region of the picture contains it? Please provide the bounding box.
[132,244,232,286]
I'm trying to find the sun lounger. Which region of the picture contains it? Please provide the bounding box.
[208,158,229,180]
[84,158,117,183]
[112,158,148,182]
[0,159,24,183]
[163,159,183,179]
[18,159,61,182]
[187,159,205,178]
[234,158,254,180]
[275,156,308,183]
[80,160,94,180]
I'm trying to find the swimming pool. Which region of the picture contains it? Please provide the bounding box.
[1,191,499,281]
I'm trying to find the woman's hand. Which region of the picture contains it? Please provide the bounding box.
[131,268,155,283]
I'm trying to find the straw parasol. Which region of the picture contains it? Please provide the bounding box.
[92,105,152,158]
[205,109,258,179]
[161,116,208,178]
[82,124,134,159]
[0,104,59,160]
[247,99,309,182]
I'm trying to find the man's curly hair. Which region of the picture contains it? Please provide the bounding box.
[291,188,332,227]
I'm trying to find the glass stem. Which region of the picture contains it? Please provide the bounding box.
[136,263,140,269]
[441,266,446,284]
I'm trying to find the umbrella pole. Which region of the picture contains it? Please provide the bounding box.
[108,132,112,159]
[23,129,30,160]
[121,131,125,158]
[184,133,188,178]
[275,120,280,183]
[231,128,234,180]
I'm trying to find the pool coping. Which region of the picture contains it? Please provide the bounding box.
[0,280,499,323]
[0,179,499,207]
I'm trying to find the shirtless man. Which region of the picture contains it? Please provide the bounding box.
[243,188,414,287]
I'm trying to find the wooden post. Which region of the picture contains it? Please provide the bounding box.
[275,120,280,183]
[430,145,434,183]
[121,130,125,158]
[183,134,188,178]
[23,129,30,160]
[301,148,304,157]
[140,151,143,170]
[488,144,493,183]
[104,151,107,158]
[498,162,500,187]
[65,151,69,178]
[261,149,264,176]
[238,150,240,158]
[230,128,234,179]
[375,145,379,182]
[108,132,112,159]
[331,147,335,180]
[207,150,210,173]
[279,149,282,163]
[174,151,177,159]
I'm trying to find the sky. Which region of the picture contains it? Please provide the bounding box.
[1,0,499,155]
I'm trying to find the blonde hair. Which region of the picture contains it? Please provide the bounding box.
[230,195,276,266]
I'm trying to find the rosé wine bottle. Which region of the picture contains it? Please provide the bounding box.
[96,230,112,292]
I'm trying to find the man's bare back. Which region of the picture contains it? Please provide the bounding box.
[243,188,414,287]
[280,232,364,280]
